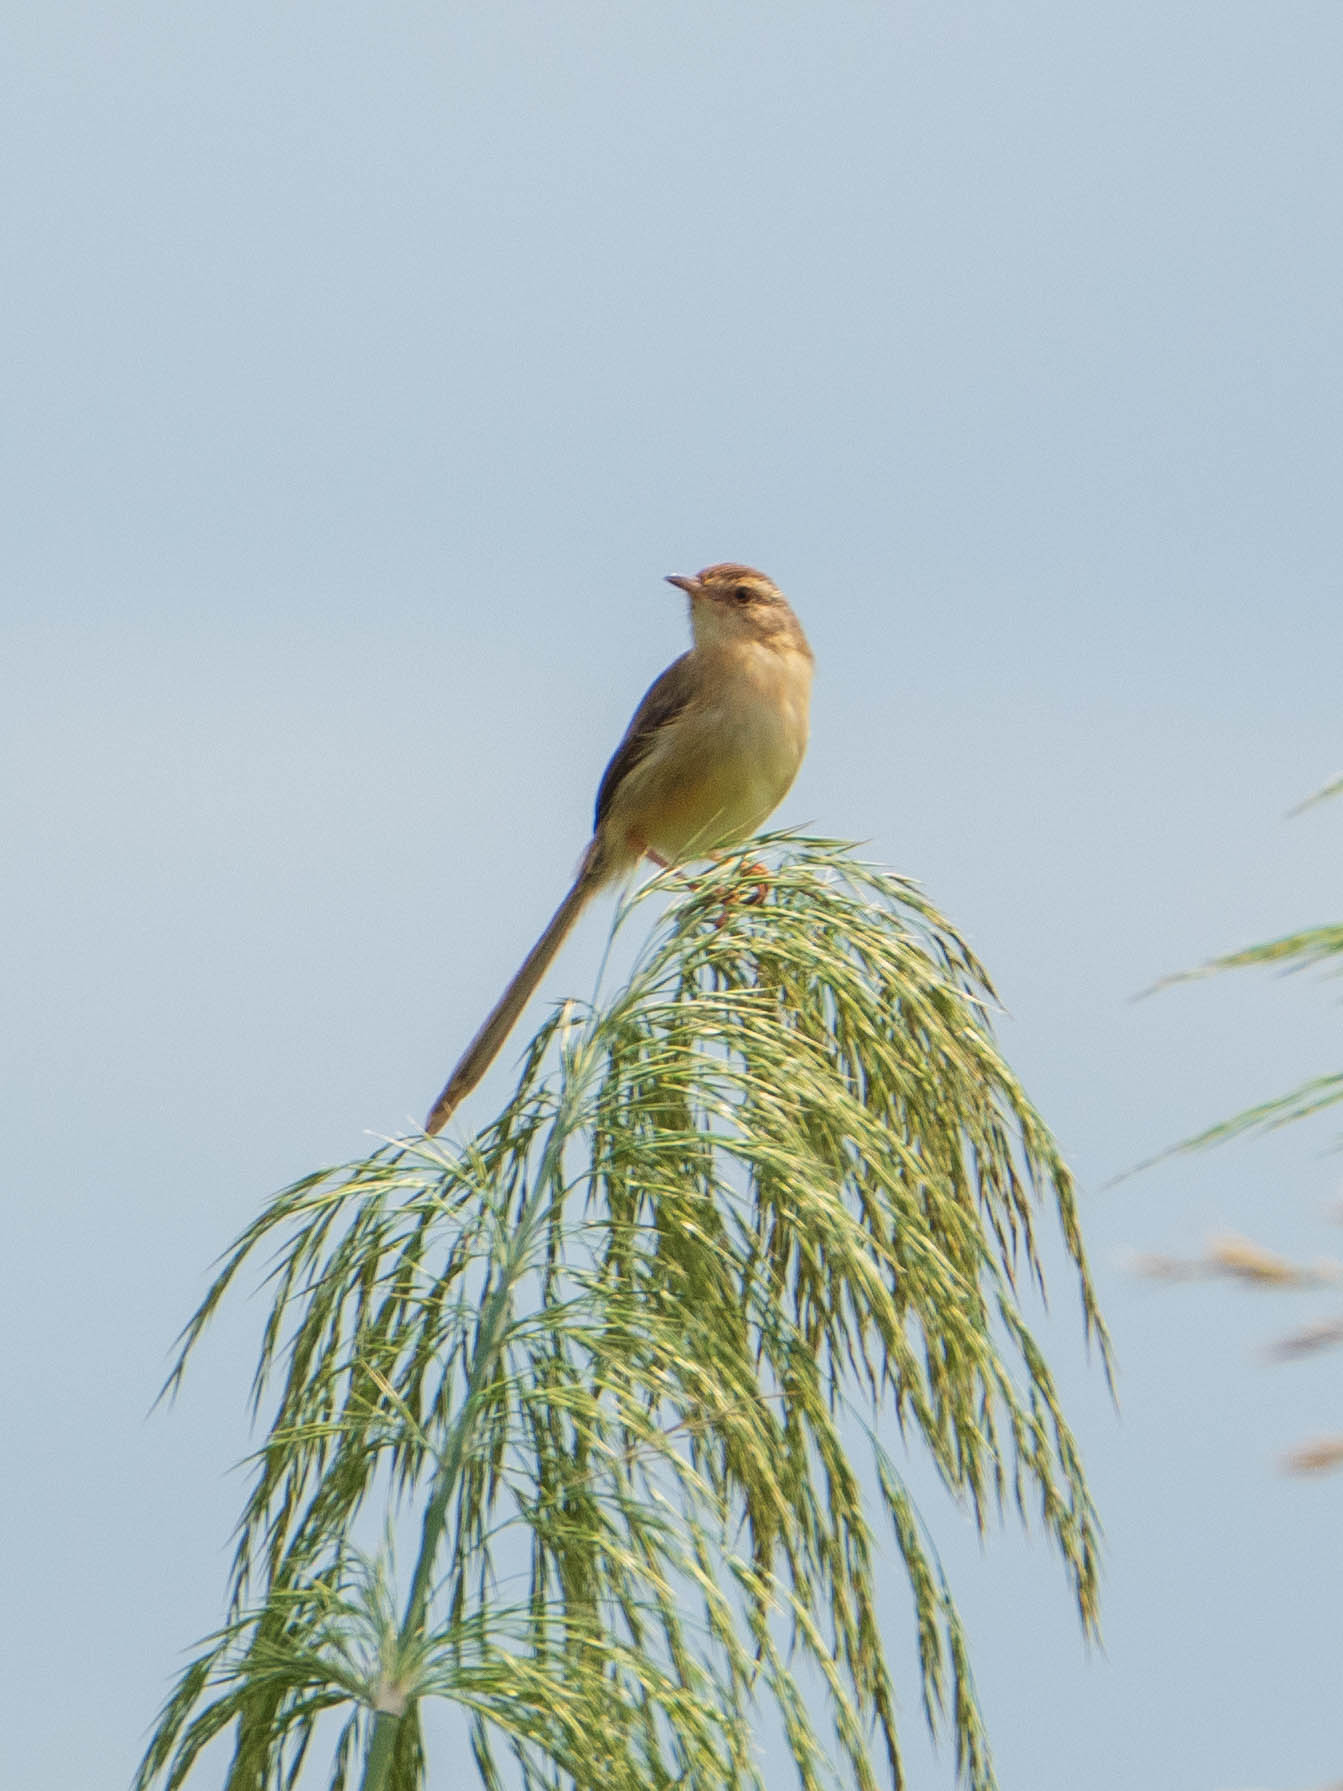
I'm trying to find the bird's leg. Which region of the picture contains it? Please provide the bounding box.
[634,840,697,891]
[636,840,769,918]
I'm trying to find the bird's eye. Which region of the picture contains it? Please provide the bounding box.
[731,584,754,604]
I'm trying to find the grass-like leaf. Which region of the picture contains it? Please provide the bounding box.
[1134,781,1343,1472]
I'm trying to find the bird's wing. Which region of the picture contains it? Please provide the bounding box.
[593,651,697,832]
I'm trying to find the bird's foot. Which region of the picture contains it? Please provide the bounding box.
[678,852,772,925]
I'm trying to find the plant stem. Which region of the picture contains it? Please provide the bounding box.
[361,1712,400,1791]
[358,1049,590,1791]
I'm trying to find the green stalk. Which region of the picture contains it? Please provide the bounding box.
[360,1712,400,1791]
[358,1039,594,1791]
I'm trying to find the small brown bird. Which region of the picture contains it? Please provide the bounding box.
[424,563,813,1134]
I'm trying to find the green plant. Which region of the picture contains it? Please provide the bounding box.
[1135,778,1343,1473]
[138,839,1108,1791]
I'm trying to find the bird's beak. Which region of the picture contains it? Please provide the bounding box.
[665,573,701,596]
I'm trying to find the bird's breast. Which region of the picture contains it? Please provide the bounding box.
[633,641,812,863]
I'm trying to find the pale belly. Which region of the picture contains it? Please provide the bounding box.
[633,687,808,863]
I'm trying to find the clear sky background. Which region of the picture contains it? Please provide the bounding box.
[4,4,1341,1788]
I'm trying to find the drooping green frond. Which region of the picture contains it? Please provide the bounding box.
[1287,772,1343,816]
[140,838,1106,1791]
[1147,923,1343,989]
[1136,783,1343,1472]
[1152,1073,1343,1155]
[1141,807,1343,1159]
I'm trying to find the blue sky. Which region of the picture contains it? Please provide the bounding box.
[4,4,1341,1787]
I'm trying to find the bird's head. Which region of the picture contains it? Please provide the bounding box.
[665,563,812,658]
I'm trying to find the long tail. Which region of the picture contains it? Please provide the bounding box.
[424,858,602,1134]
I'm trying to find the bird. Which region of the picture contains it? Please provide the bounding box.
[424,563,813,1134]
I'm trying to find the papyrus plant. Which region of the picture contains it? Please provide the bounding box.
[138,839,1108,1791]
